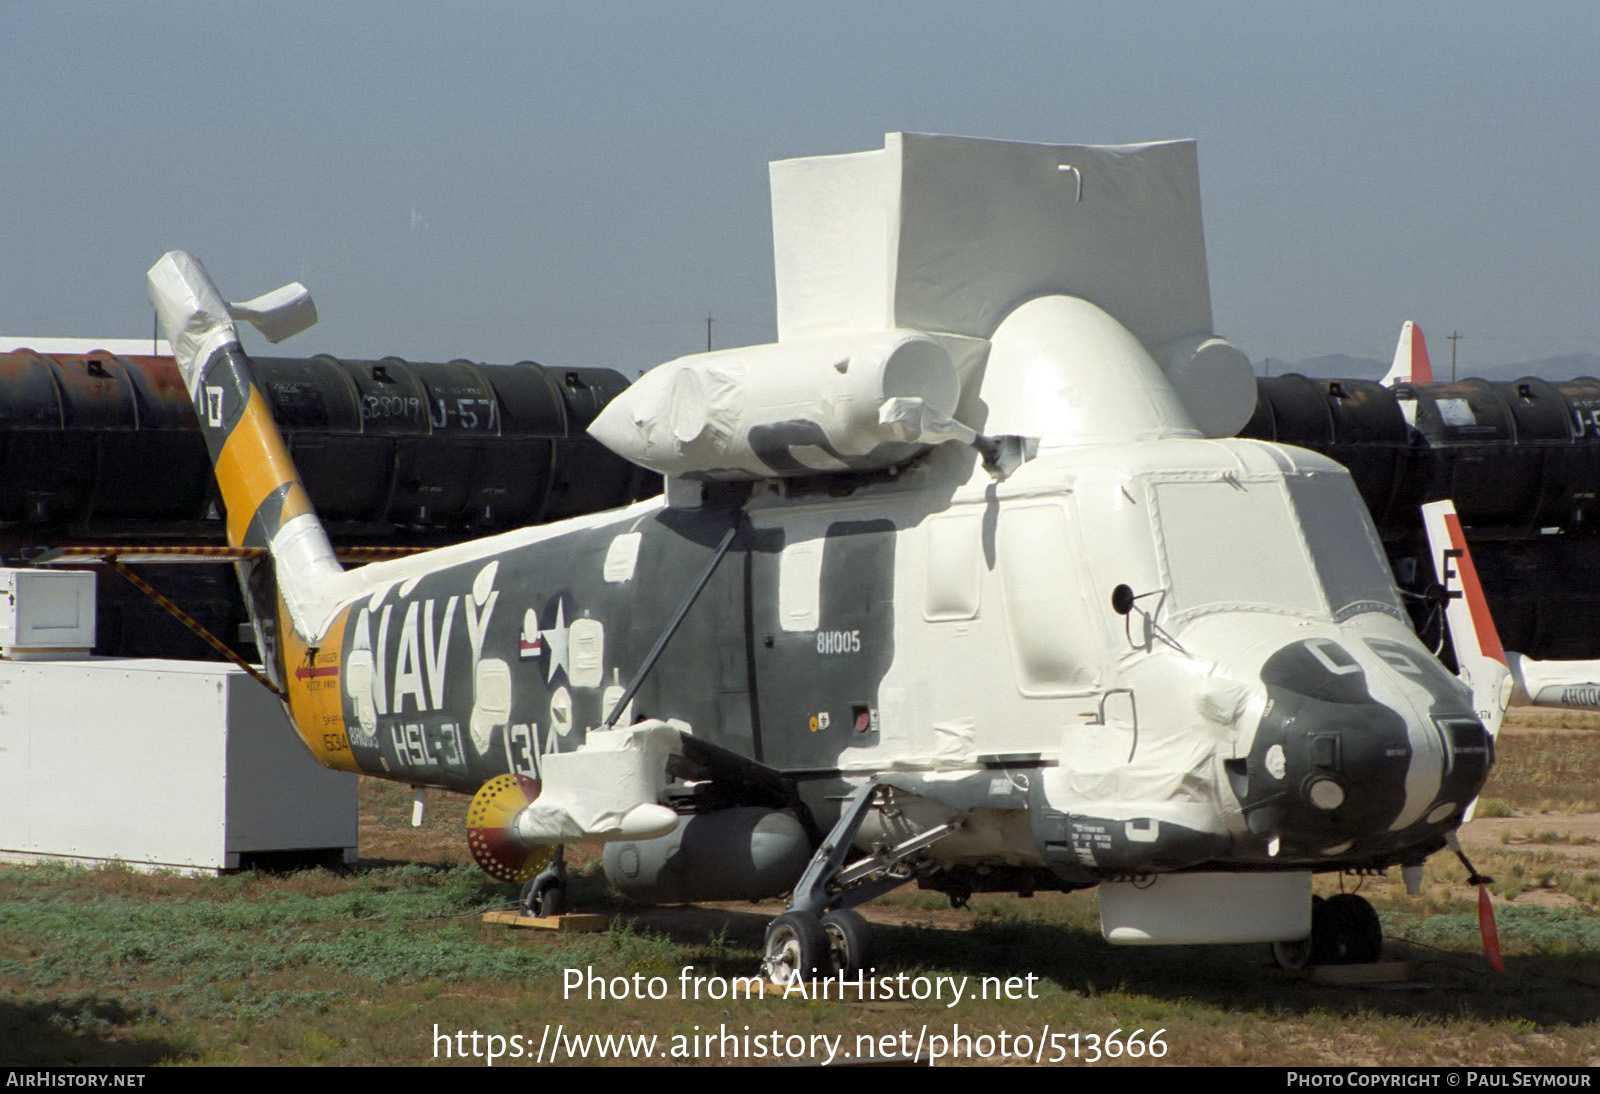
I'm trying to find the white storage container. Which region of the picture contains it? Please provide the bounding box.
[0,568,96,659]
[0,659,358,873]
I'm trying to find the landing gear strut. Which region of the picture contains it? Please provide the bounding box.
[761,781,953,985]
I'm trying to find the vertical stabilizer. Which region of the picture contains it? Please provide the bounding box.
[1421,500,1600,716]
[1381,320,1434,387]
[147,252,347,640]
[1420,500,1509,738]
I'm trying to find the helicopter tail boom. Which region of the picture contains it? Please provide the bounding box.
[146,251,348,642]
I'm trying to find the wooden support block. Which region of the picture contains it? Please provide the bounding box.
[1308,962,1417,986]
[482,910,611,932]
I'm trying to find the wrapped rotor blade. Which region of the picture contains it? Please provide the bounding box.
[227,282,318,344]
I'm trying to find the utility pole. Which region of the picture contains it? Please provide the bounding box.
[706,316,713,353]
[1448,330,1464,382]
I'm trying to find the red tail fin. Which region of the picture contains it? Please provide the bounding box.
[1381,320,1435,386]
[1421,500,1509,740]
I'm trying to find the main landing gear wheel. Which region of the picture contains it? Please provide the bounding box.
[821,909,872,976]
[764,911,829,989]
[466,774,549,884]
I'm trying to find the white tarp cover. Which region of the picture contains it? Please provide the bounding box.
[770,133,1214,354]
[594,133,1256,476]
[147,251,316,390]
[147,251,239,393]
[513,720,683,843]
[979,295,1200,445]
[587,329,960,479]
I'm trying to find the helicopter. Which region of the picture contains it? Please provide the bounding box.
[135,133,1494,982]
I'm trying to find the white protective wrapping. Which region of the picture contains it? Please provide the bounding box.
[980,295,1200,446]
[147,251,317,392]
[512,719,684,843]
[147,251,240,395]
[226,282,317,345]
[1158,335,1258,438]
[588,330,959,479]
[770,134,1231,366]
[773,134,1259,440]
[147,251,349,640]
[594,134,1258,479]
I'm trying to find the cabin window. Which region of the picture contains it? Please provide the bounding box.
[778,539,823,631]
[924,510,982,621]
[998,503,1099,695]
[603,532,642,583]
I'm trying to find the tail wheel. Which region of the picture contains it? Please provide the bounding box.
[466,774,550,883]
[1271,937,1313,971]
[521,874,567,918]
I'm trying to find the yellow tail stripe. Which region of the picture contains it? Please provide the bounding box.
[213,385,315,546]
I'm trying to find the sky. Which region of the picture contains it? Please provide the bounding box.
[3,3,1597,378]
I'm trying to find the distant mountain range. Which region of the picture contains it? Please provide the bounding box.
[1256,353,1600,384]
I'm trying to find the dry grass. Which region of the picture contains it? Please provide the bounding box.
[1479,712,1600,815]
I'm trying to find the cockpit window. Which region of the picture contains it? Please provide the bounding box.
[1285,474,1406,622]
[1155,480,1323,616]
[1153,474,1404,622]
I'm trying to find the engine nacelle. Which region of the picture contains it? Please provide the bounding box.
[602,807,811,904]
[587,331,960,480]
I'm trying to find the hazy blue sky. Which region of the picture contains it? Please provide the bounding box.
[4,3,1596,376]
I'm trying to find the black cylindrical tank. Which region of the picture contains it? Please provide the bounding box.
[1243,375,1423,532]
[1243,373,1600,536]
[1244,372,1600,660]
[0,349,659,661]
[0,350,658,543]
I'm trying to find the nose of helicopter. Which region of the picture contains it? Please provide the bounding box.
[1229,636,1493,861]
